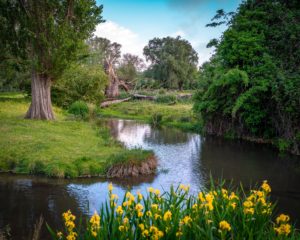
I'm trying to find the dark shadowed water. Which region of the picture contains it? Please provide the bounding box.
[1,119,300,239]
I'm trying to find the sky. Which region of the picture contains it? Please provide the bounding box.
[95,0,242,65]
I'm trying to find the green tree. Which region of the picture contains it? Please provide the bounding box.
[143,36,198,90]
[194,0,300,154]
[117,53,145,90]
[52,63,107,108]
[0,0,103,119]
[88,37,122,97]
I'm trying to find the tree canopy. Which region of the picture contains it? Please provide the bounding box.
[194,0,300,154]
[143,36,198,90]
[0,0,103,119]
[117,53,145,88]
[87,37,121,67]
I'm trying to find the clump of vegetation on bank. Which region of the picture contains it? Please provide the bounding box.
[48,181,298,239]
[0,93,154,178]
[106,150,157,178]
[97,100,198,131]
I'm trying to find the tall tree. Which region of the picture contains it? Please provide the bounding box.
[88,37,121,98]
[194,0,300,154]
[0,0,103,119]
[117,53,145,90]
[143,36,198,90]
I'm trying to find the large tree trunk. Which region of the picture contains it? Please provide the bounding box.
[25,71,55,120]
[105,60,119,98]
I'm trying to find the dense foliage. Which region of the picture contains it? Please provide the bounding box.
[143,37,198,90]
[52,64,107,108]
[1,0,102,78]
[48,182,298,239]
[117,53,145,88]
[0,0,103,119]
[194,0,300,154]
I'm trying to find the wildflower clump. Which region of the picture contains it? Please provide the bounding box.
[89,211,100,237]
[62,210,77,240]
[219,220,231,231]
[274,214,292,236]
[48,181,298,239]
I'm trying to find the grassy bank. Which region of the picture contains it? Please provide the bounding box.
[0,93,153,178]
[97,100,199,132]
[48,181,299,239]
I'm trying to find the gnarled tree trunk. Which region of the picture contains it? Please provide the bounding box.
[25,71,55,120]
[104,60,119,98]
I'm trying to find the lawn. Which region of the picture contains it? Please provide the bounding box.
[0,93,152,178]
[97,100,199,131]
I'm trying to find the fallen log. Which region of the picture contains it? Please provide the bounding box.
[177,93,193,99]
[100,97,131,108]
[132,94,156,100]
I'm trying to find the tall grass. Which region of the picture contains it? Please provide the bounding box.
[48,181,298,239]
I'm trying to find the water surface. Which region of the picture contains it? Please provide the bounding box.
[1,119,300,239]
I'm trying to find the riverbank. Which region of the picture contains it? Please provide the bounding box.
[97,100,199,132]
[0,93,154,178]
[1,117,300,239]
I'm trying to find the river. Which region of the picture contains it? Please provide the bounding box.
[0,119,300,239]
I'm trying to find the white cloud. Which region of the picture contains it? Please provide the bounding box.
[94,21,212,66]
[190,41,214,65]
[196,46,214,64]
[171,30,186,38]
[94,21,146,58]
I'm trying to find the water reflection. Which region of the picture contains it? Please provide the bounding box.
[1,119,300,239]
[105,120,205,189]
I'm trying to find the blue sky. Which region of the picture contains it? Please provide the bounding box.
[95,0,242,64]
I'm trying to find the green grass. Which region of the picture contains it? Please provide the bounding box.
[97,100,199,132]
[132,89,195,97]
[0,93,152,178]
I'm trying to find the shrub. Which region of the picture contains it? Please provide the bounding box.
[68,101,89,119]
[158,88,166,95]
[48,181,298,239]
[52,64,107,108]
[276,139,291,152]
